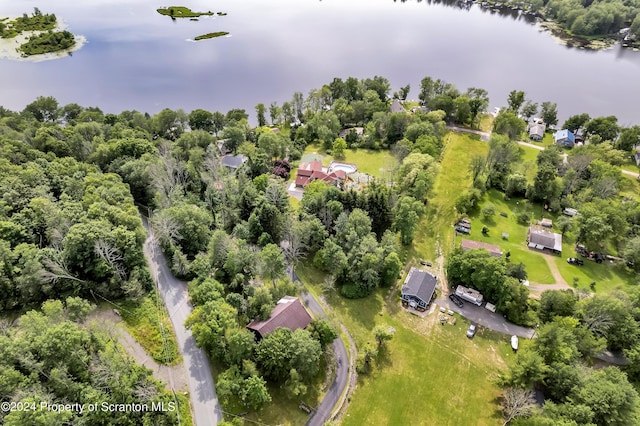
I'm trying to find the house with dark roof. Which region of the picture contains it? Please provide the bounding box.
[401,268,438,311]
[246,296,312,340]
[527,226,563,255]
[221,154,248,170]
[461,239,502,257]
[527,119,546,141]
[390,100,405,113]
[554,129,576,148]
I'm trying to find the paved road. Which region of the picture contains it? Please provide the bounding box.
[289,267,349,426]
[142,217,223,426]
[437,297,534,338]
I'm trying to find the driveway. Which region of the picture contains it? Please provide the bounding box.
[437,296,534,338]
[142,217,222,426]
[289,268,350,426]
[446,125,490,141]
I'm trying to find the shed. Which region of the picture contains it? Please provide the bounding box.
[247,296,312,340]
[401,268,438,311]
[540,218,553,228]
[563,208,578,217]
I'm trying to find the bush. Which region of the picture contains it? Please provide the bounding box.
[517,212,531,225]
[481,203,496,219]
[340,284,369,299]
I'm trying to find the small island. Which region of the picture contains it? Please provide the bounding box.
[157,6,214,18]
[194,32,229,41]
[0,8,84,59]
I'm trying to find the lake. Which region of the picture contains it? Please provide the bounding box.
[1,0,639,126]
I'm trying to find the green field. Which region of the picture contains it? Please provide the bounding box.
[517,145,540,183]
[296,264,508,426]
[412,132,489,260]
[301,143,397,180]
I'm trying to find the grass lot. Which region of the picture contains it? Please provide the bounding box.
[301,143,397,180]
[467,189,555,284]
[620,173,640,201]
[517,144,540,182]
[119,292,181,365]
[411,132,489,260]
[297,263,509,426]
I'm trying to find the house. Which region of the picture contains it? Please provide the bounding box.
[246,296,312,340]
[635,151,640,167]
[390,99,405,113]
[401,267,437,311]
[221,154,248,170]
[527,119,546,141]
[460,239,502,257]
[455,285,483,306]
[294,160,346,187]
[554,129,576,148]
[527,226,563,255]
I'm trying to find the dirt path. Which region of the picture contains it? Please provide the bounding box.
[527,255,573,297]
[542,255,568,286]
[88,308,188,391]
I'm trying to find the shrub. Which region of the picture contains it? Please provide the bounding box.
[340,284,369,299]
[517,212,531,225]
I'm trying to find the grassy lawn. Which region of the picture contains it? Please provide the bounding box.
[119,292,181,365]
[301,143,397,180]
[517,145,539,183]
[297,263,508,426]
[468,189,555,284]
[412,132,489,261]
[620,173,640,201]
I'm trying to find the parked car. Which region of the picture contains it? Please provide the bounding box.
[567,257,584,266]
[448,294,464,308]
[466,323,477,338]
[455,225,470,234]
[419,259,433,267]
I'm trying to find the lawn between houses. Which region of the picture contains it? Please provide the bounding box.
[296,263,510,426]
[301,143,397,181]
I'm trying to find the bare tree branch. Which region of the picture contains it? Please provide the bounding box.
[40,253,86,284]
[94,239,127,280]
[501,387,537,425]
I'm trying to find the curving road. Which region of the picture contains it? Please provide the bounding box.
[142,217,222,426]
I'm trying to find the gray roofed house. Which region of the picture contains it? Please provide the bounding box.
[246,296,312,340]
[527,226,562,254]
[528,119,546,141]
[221,154,248,170]
[401,267,437,311]
[390,99,405,113]
[635,151,640,166]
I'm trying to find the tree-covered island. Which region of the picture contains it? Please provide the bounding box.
[156,6,215,18]
[0,8,77,57]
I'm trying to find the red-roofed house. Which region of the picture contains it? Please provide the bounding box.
[294,160,344,187]
[247,296,312,340]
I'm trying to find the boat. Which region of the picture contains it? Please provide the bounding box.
[511,335,519,351]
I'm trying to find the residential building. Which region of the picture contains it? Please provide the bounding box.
[390,99,405,113]
[554,129,576,148]
[246,296,312,340]
[527,226,563,255]
[527,119,546,141]
[221,154,248,170]
[401,268,437,311]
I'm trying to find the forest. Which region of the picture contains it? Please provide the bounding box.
[1,72,640,423]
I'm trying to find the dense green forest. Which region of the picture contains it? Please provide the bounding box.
[1,72,640,422]
[1,9,76,56]
[0,8,56,38]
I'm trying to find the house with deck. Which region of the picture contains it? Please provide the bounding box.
[527,226,563,255]
[247,296,312,340]
[460,239,502,257]
[554,129,576,148]
[401,268,437,311]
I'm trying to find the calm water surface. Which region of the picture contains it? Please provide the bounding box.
[1,0,639,125]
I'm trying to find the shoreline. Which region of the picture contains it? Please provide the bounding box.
[0,15,86,62]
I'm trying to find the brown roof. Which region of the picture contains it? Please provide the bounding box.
[247,296,312,338]
[460,239,502,257]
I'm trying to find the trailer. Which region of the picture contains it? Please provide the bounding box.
[454,285,483,306]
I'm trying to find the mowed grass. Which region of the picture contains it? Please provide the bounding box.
[297,263,508,426]
[412,132,489,260]
[517,145,540,183]
[119,292,181,365]
[302,143,397,180]
[469,189,555,284]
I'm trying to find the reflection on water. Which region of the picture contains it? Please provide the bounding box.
[0,0,638,126]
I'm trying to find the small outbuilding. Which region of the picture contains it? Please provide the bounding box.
[247,296,312,340]
[401,268,438,311]
[635,151,640,167]
[460,239,502,257]
[527,226,563,255]
[563,208,578,217]
[554,129,576,148]
[540,218,553,228]
[455,285,483,306]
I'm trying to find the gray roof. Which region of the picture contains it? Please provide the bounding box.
[528,226,562,252]
[401,268,437,304]
[390,100,405,113]
[635,151,640,166]
[528,123,546,139]
[221,154,248,169]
